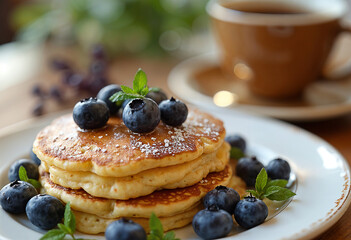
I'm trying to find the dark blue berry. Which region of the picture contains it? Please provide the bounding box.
[92,44,105,60]
[236,156,264,187]
[97,84,122,115]
[105,218,147,240]
[49,86,63,102]
[26,194,65,230]
[159,97,188,127]
[225,134,246,152]
[8,159,39,182]
[50,59,71,71]
[121,99,132,110]
[73,97,110,130]
[122,98,160,133]
[0,181,38,214]
[146,89,167,105]
[234,196,268,229]
[266,158,291,180]
[32,102,44,116]
[30,150,41,165]
[192,205,233,240]
[203,185,240,215]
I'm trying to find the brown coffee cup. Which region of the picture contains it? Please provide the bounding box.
[207,0,349,99]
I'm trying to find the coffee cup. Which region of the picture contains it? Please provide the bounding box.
[207,0,349,99]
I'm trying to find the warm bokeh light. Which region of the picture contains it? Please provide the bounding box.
[213,90,238,107]
[233,62,253,81]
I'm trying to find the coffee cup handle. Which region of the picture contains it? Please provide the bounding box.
[323,24,351,81]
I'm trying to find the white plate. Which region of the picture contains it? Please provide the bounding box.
[0,109,350,240]
[168,52,351,121]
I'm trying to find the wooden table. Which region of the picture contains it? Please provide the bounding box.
[0,45,350,240]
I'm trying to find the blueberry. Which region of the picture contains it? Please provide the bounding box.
[121,99,132,110]
[234,196,268,229]
[0,181,38,214]
[192,205,233,240]
[203,185,240,215]
[266,158,291,180]
[105,218,147,240]
[122,98,160,133]
[26,194,65,230]
[97,84,122,115]
[146,89,167,105]
[159,97,188,127]
[236,156,264,187]
[8,159,39,182]
[73,97,110,129]
[225,134,246,152]
[30,150,41,166]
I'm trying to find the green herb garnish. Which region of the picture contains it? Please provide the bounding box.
[229,147,245,159]
[246,168,296,201]
[147,213,180,240]
[40,203,88,240]
[109,68,150,105]
[18,166,41,189]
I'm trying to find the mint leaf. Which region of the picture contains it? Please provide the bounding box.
[246,189,260,199]
[265,187,296,201]
[19,166,41,189]
[28,179,41,189]
[134,68,148,93]
[255,168,267,194]
[121,85,135,94]
[149,212,163,239]
[164,231,180,240]
[247,168,295,201]
[140,86,149,96]
[265,179,288,189]
[149,87,160,92]
[64,202,76,234]
[19,166,29,182]
[263,186,281,198]
[40,229,66,240]
[230,147,245,159]
[58,223,71,234]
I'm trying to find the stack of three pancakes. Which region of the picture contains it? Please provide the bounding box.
[33,109,245,234]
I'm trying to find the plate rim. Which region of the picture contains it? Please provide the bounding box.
[0,110,350,240]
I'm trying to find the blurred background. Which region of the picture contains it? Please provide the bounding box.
[0,0,210,56]
[0,0,215,119]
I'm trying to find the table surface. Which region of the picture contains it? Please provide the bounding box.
[0,45,350,240]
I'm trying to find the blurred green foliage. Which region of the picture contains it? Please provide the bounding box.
[11,0,208,56]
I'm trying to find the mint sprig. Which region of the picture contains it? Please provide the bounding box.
[18,166,41,189]
[40,203,88,240]
[109,68,150,105]
[247,168,296,201]
[147,213,180,240]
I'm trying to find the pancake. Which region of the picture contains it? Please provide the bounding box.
[33,109,225,177]
[40,142,230,199]
[73,205,202,234]
[40,165,233,218]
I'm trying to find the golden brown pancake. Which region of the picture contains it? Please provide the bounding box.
[40,165,233,218]
[73,205,202,234]
[33,109,225,177]
[39,142,229,199]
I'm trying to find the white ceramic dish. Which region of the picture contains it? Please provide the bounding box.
[168,46,351,121]
[0,109,350,240]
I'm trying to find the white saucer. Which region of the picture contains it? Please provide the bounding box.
[168,51,351,121]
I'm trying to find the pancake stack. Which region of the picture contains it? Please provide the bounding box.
[33,109,246,234]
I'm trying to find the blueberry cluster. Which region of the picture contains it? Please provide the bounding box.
[73,84,188,133]
[192,185,268,239]
[236,156,291,187]
[0,152,64,230]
